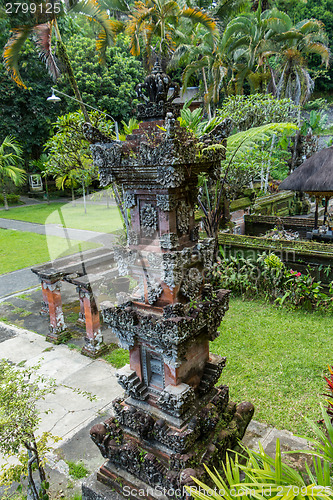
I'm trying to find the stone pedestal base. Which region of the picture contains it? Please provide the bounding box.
[46,329,71,344]
[89,386,254,500]
[81,342,108,359]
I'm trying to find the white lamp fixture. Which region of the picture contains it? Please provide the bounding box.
[47,90,61,102]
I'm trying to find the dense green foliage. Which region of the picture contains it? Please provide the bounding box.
[0,19,64,160]
[209,251,333,313]
[59,35,144,122]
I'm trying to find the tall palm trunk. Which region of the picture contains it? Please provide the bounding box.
[3,189,9,211]
[202,67,212,120]
[53,20,90,123]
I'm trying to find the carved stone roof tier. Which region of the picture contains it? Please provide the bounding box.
[85,114,231,190]
[101,289,230,364]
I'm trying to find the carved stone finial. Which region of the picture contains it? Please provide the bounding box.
[136,58,181,120]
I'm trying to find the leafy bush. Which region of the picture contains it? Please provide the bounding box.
[0,193,20,205]
[209,250,333,313]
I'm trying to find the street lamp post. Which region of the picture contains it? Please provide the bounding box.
[47,87,120,141]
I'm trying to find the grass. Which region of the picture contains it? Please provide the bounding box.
[212,297,333,436]
[16,293,33,301]
[0,229,100,274]
[104,348,129,369]
[66,460,89,479]
[0,202,122,233]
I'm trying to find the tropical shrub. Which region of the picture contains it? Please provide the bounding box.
[0,194,21,205]
[209,250,333,313]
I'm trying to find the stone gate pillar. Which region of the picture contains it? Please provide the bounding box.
[41,277,68,343]
[79,286,105,358]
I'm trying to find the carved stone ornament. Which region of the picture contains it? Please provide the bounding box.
[127,229,139,246]
[156,194,177,212]
[162,253,183,289]
[180,268,203,300]
[140,203,158,237]
[147,252,163,268]
[177,201,190,234]
[157,165,185,189]
[159,233,179,250]
[114,248,137,276]
[156,383,196,418]
[146,279,163,305]
[136,59,180,120]
[124,192,136,209]
[136,59,179,105]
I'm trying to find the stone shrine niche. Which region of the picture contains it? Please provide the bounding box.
[83,60,254,500]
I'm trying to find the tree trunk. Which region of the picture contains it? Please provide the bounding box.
[71,181,75,206]
[202,68,212,121]
[45,176,50,204]
[53,21,90,123]
[3,189,9,211]
[82,179,87,214]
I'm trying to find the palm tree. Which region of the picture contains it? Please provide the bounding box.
[222,6,286,93]
[170,0,248,116]
[223,6,330,102]
[126,0,218,68]
[0,137,26,211]
[3,0,121,122]
[273,17,330,105]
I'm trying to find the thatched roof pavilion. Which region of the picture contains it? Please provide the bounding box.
[279,146,333,230]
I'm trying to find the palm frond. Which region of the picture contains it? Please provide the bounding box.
[33,23,60,81]
[181,7,218,35]
[307,42,330,66]
[69,0,120,63]
[3,27,32,88]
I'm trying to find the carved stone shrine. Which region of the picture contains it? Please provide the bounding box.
[84,60,254,499]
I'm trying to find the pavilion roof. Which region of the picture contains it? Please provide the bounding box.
[279,147,333,195]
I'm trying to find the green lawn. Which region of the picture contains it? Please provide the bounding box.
[212,297,332,436]
[0,202,122,233]
[0,229,100,274]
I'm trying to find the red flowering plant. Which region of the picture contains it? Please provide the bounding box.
[324,366,333,423]
[276,267,328,311]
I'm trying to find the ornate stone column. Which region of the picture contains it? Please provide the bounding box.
[79,286,105,358]
[83,60,254,500]
[76,286,86,327]
[41,278,68,343]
